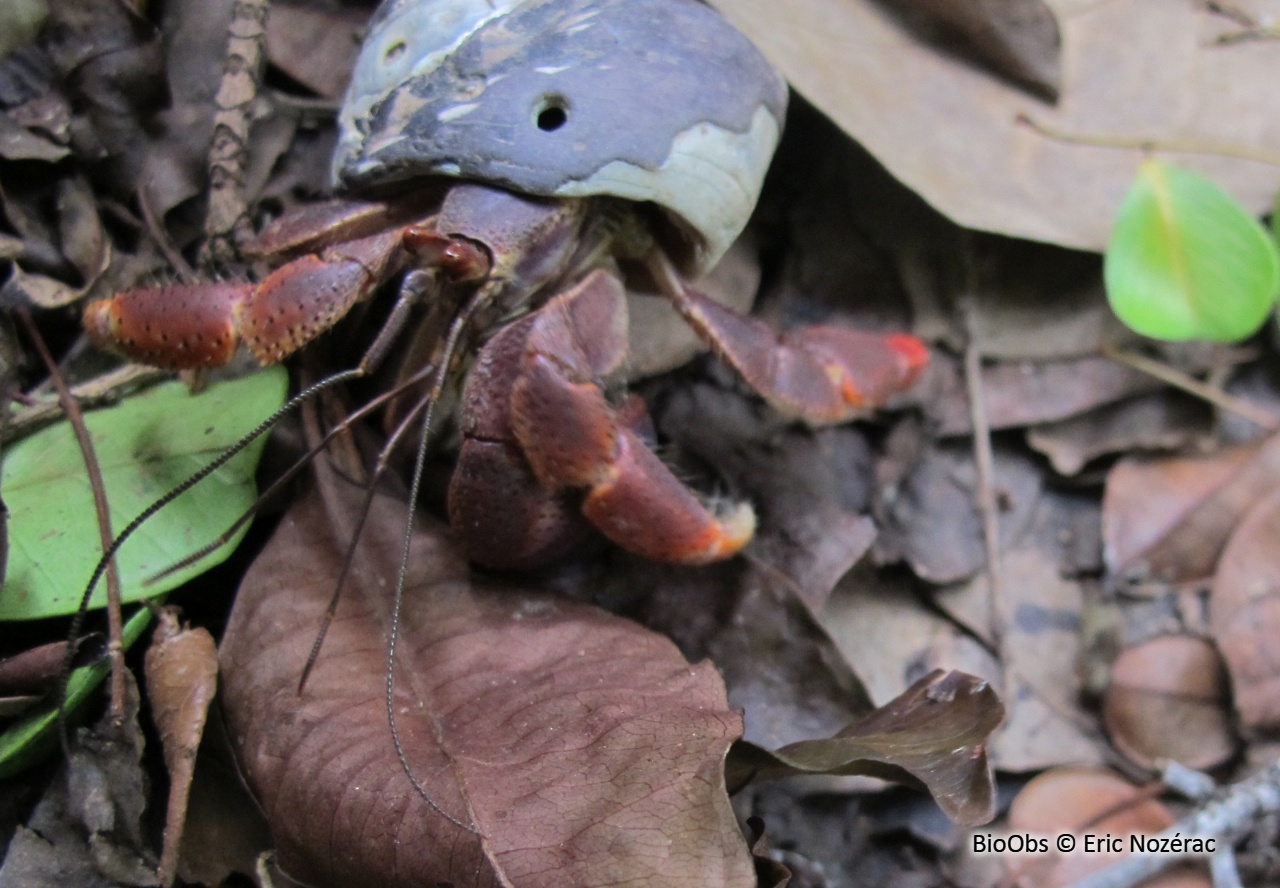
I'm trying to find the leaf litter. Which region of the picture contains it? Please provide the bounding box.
[4,1,1280,886]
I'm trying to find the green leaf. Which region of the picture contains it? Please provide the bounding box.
[0,603,153,778]
[1105,159,1280,342]
[0,367,288,620]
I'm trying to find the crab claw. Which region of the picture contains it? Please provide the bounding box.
[450,269,755,570]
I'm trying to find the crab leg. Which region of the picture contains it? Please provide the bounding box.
[450,269,754,570]
[648,253,928,424]
[84,228,412,370]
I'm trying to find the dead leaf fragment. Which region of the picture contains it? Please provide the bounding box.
[934,354,1161,437]
[264,5,366,100]
[1211,486,1280,732]
[874,441,1041,584]
[1104,435,1280,582]
[144,608,218,888]
[726,670,1003,826]
[219,462,753,888]
[1006,765,1177,887]
[1103,634,1237,771]
[0,670,159,887]
[882,0,1061,98]
[1028,392,1210,476]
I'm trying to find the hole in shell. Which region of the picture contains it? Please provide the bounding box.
[533,95,569,132]
[384,41,406,63]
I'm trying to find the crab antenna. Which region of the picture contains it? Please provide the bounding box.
[58,266,442,744]
[145,362,436,588]
[58,366,362,747]
[296,376,435,694]
[384,284,490,833]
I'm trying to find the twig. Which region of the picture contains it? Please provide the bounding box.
[1017,114,1280,167]
[201,0,270,263]
[1102,344,1280,432]
[6,363,169,443]
[959,254,1004,647]
[15,308,127,718]
[1067,758,1280,888]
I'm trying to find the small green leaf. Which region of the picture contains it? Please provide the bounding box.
[1104,159,1280,342]
[0,367,288,620]
[0,603,153,778]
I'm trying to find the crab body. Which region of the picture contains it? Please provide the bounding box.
[82,0,927,570]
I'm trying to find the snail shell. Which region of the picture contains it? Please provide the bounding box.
[334,0,788,275]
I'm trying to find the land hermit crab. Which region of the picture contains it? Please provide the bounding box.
[83,0,928,571]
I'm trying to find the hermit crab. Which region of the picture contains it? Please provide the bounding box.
[83,0,927,571]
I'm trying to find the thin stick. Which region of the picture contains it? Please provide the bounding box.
[59,368,361,750]
[7,364,169,443]
[1102,344,1280,432]
[1017,114,1280,167]
[202,0,270,262]
[16,308,127,718]
[1067,757,1280,888]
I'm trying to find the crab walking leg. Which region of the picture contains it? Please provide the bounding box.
[450,268,755,569]
[648,253,929,423]
[83,225,412,370]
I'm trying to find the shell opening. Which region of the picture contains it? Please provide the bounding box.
[532,94,569,132]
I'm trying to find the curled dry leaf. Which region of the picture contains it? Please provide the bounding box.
[1103,634,1237,771]
[1027,391,1210,476]
[1007,766,1177,888]
[1103,433,1280,583]
[219,459,753,888]
[725,670,1003,827]
[1211,486,1280,732]
[144,608,218,887]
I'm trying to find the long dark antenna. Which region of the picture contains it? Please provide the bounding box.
[58,267,436,743]
[383,286,488,832]
[296,370,435,693]
[57,367,362,747]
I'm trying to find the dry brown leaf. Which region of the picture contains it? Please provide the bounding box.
[1027,392,1210,476]
[1103,434,1280,583]
[144,608,218,888]
[219,460,753,888]
[1211,486,1280,733]
[933,354,1162,437]
[726,670,1004,827]
[884,0,1061,98]
[1,671,158,887]
[1006,766,1179,887]
[264,5,367,101]
[822,565,1002,713]
[1103,634,1237,771]
[939,549,1104,771]
[0,110,68,161]
[874,441,1042,584]
[712,0,1280,250]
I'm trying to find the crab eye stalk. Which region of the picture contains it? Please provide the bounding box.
[403,226,493,283]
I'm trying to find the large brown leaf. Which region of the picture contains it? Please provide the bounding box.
[712,0,1280,250]
[218,459,753,888]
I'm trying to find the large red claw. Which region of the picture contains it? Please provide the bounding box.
[82,283,250,370]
